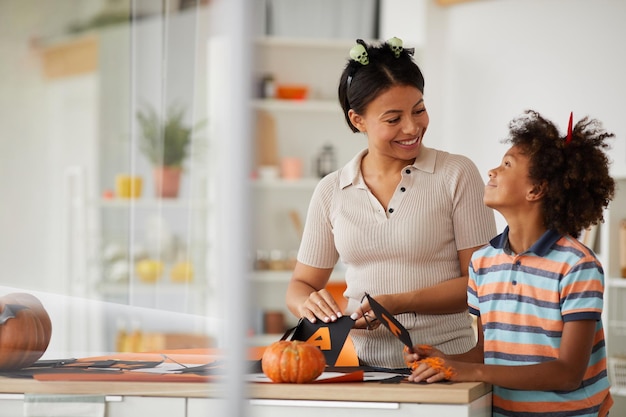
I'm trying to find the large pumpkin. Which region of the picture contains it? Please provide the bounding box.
[0,293,52,370]
[262,340,326,383]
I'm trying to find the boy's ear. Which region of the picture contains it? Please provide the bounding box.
[348,110,366,132]
[527,181,547,201]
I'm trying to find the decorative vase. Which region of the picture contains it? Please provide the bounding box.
[153,166,182,198]
[115,174,143,199]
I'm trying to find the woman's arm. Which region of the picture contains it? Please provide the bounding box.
[405,245,479,314]
[285,261,338,323]
[354,245,482,318]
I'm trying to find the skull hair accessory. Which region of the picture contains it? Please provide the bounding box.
[565,112,573,144]
[387,37,403,58]
[349,40,369,65]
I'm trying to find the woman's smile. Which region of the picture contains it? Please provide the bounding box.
[396,135,421,147]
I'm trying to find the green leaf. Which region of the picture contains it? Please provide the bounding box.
[136,103,206,167]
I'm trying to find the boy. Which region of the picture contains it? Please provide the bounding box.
[405,110,614,417]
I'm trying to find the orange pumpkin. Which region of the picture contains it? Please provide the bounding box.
[262,340,326,383]
[0,293,52,370]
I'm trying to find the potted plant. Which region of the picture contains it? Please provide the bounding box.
[136,103,203,198]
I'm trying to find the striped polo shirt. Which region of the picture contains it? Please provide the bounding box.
[468,227,613,417]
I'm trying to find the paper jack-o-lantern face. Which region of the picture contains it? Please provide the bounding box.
[349,44,369,65]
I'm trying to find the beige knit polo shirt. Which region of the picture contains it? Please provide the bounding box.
[297,146,497,368]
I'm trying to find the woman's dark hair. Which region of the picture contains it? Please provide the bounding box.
[505,110,615,238]
[338,39,425,132]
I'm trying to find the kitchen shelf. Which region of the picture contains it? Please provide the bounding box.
[254,36,361,50]
[607,277,626,288]
[599,177,626,395]
[251,177,320,190]
[251,98,340,113]
[96,198,210,210]
[96,280,209,296]
[249,34,372,342]
[251,270,345,283]
[248,333,284,347]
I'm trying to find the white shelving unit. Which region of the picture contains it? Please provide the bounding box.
[92,196,210,309]
[249,36,369,342]
[248,31,428,345]
[598,177,626,395]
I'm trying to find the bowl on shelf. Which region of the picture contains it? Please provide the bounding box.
[276,84,309,100]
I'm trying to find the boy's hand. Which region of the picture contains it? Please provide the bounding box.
[403,344,440,363]
[404,344,457,383]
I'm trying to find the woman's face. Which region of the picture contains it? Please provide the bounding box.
[349,85,429,161]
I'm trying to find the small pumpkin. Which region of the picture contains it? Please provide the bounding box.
[261,340,326,383]
[0,293,52,370]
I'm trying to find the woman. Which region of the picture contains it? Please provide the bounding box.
[286,38,496,368]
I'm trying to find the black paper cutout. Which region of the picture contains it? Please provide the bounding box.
[290,315,354,366]
[364,293,413,349]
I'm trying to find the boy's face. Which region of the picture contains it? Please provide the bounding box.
[484,145,535,212]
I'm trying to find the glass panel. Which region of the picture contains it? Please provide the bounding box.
[1,1,251,410]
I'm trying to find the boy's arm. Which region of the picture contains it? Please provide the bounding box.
[408,319,596,391]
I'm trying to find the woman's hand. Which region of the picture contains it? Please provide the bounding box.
[351,293,416,330]
[286,262,338,323]
[298,288,343,324]
[349,293,394,330]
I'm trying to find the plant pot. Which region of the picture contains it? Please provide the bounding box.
[153,166,182,198]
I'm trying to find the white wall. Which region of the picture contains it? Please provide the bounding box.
[418,1,626,411]
[420,0,626,231]
[0,0,104,292]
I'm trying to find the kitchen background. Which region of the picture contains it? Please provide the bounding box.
[1,0,625,411]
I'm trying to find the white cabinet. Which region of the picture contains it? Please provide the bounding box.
[106,397,186,417]
[0,393,491,417]
[187,398,223,417]
[187,396,491,417]
[599,177,626,396]
[0,395,22,417]
[0,395,186,417]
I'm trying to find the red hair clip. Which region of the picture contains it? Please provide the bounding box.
[565,112,573,144]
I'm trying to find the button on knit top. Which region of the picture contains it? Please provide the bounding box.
[297,146,497,368]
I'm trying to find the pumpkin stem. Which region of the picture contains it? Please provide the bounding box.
[0,304,29,325]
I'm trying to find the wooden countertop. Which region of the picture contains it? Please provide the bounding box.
[250,381,491,404]
[0,377,490,404]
